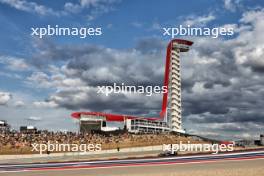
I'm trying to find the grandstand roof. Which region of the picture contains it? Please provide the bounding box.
[71,111,160,121]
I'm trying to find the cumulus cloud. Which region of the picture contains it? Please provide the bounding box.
[27,37,166,115]
[26,72,52,88]
[179,9,264,139]
[0,92,12,105]
[234,9,264,72]
[0,0,63,16]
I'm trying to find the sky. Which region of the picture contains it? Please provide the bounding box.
[0,0,264,140]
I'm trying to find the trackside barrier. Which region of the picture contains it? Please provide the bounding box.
[0,145,163,160]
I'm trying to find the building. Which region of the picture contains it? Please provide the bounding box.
[235,135,264,147]
[0,120,10,133]
[126,119,170,134]
[71,39,193,134]
[78,114,120,133]
[20,126,37,134]
[235,140,256,147]
[260,134,264,146]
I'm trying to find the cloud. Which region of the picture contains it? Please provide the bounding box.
[64,0,121,20]
[30,37,166,86]
[224,0,235,11]
[0,0,63,16]
[183,14,216,26]
[25,37,167,116]
[33,101,58,108]
[0,0,120,18]
[234,9,264,72]
[26,72,52,88]
[0,92,12,105]
[64,0,103,13]
[0,71,22,79]
[14,100,25,107]
[26,116,42,121]
[0,56,29,71]
[179,8,264,139]
[223,0,242,12]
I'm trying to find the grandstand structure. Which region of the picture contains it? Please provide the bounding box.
[71,39,193,134]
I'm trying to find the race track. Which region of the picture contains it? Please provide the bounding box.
[1,150,264,176]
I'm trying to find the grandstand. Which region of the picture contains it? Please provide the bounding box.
[0,128,209,155]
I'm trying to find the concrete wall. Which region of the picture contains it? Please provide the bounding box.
[0,145,163,160]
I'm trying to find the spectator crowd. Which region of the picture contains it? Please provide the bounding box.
[0,130,193,154]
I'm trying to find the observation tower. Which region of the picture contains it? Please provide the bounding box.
[161,39,193,132]
[71,39,193,134]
